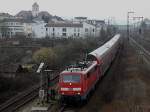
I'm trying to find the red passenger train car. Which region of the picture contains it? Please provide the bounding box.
[59,34,121,101]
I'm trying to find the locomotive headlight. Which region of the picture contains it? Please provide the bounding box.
[61,88,69,91]
[73,88,81,91]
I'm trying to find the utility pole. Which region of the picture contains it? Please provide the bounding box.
[37,62,45,104]
[132,16,144,36]
[44,69,54,103]
[127,11,134,41]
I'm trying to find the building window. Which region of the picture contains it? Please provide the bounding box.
[78,28,80,32]
[93,29,95,32]
[46,28,48,31]
[74,33,76,36]
[85,28,88,32]
[62,33,66,36]
[62,28,67,32]
[74,28,76,32]
[53,28,55,32]
[78,33,80,37]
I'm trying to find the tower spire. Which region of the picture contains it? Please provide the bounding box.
[32,2,39,17]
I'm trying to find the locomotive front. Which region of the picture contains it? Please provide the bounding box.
[59,69,84,101]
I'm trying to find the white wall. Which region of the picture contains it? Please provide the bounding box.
[46,27,83,38]
[32,21,46,38]
[82,22,96,37]
[23,23,32,36]
[45,22,98,38]
[0,21,24,37]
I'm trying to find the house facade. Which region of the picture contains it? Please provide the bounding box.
[87,20,107,37]
[32,18,46,38]
[0,13,13,20]
[82,22,96,37]
[45,23,84,38]
[0,19,34,38]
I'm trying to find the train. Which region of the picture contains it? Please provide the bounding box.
[58,34,121,102]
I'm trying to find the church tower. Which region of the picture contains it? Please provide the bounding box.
[32,2,39,17]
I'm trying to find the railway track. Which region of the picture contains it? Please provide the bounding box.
[59,104,77,112]
[0,73,59,112]
[0,85,40,112]
[130,38,150,66]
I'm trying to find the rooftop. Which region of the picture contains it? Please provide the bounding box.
[75,17,87,19]
[2,18,35,23]
[45,23,83,27]
[0,13,12,17]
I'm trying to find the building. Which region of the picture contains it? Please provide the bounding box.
[32,18,46,38]
[74,17,88,23]
[0,18,34,38]
[45,22,83,38]
[87,20,107,37]
[82,22,96,37]
[23,19,35,37]
[32,2,39,17]
[0,13,13,20]
[73,17,106,37]
[45,20,98,38]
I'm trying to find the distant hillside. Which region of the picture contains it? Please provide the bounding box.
[16,10,63,23]
[0,13,13,17]
[16,11,33,20]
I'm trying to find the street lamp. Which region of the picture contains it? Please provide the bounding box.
[127,11,134,40]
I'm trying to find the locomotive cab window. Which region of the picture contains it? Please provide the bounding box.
[63,74,80,83]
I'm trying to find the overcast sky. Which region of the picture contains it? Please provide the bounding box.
[0,0,149,24]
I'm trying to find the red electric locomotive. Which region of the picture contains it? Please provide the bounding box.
[59,34,121,101]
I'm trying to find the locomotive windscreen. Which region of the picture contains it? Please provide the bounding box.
[63,74,80,83]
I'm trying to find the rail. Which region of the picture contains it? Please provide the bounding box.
[0,85,39,112]
[0,73,59,112]
[130,38,150,66]
[58,104,76,112]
